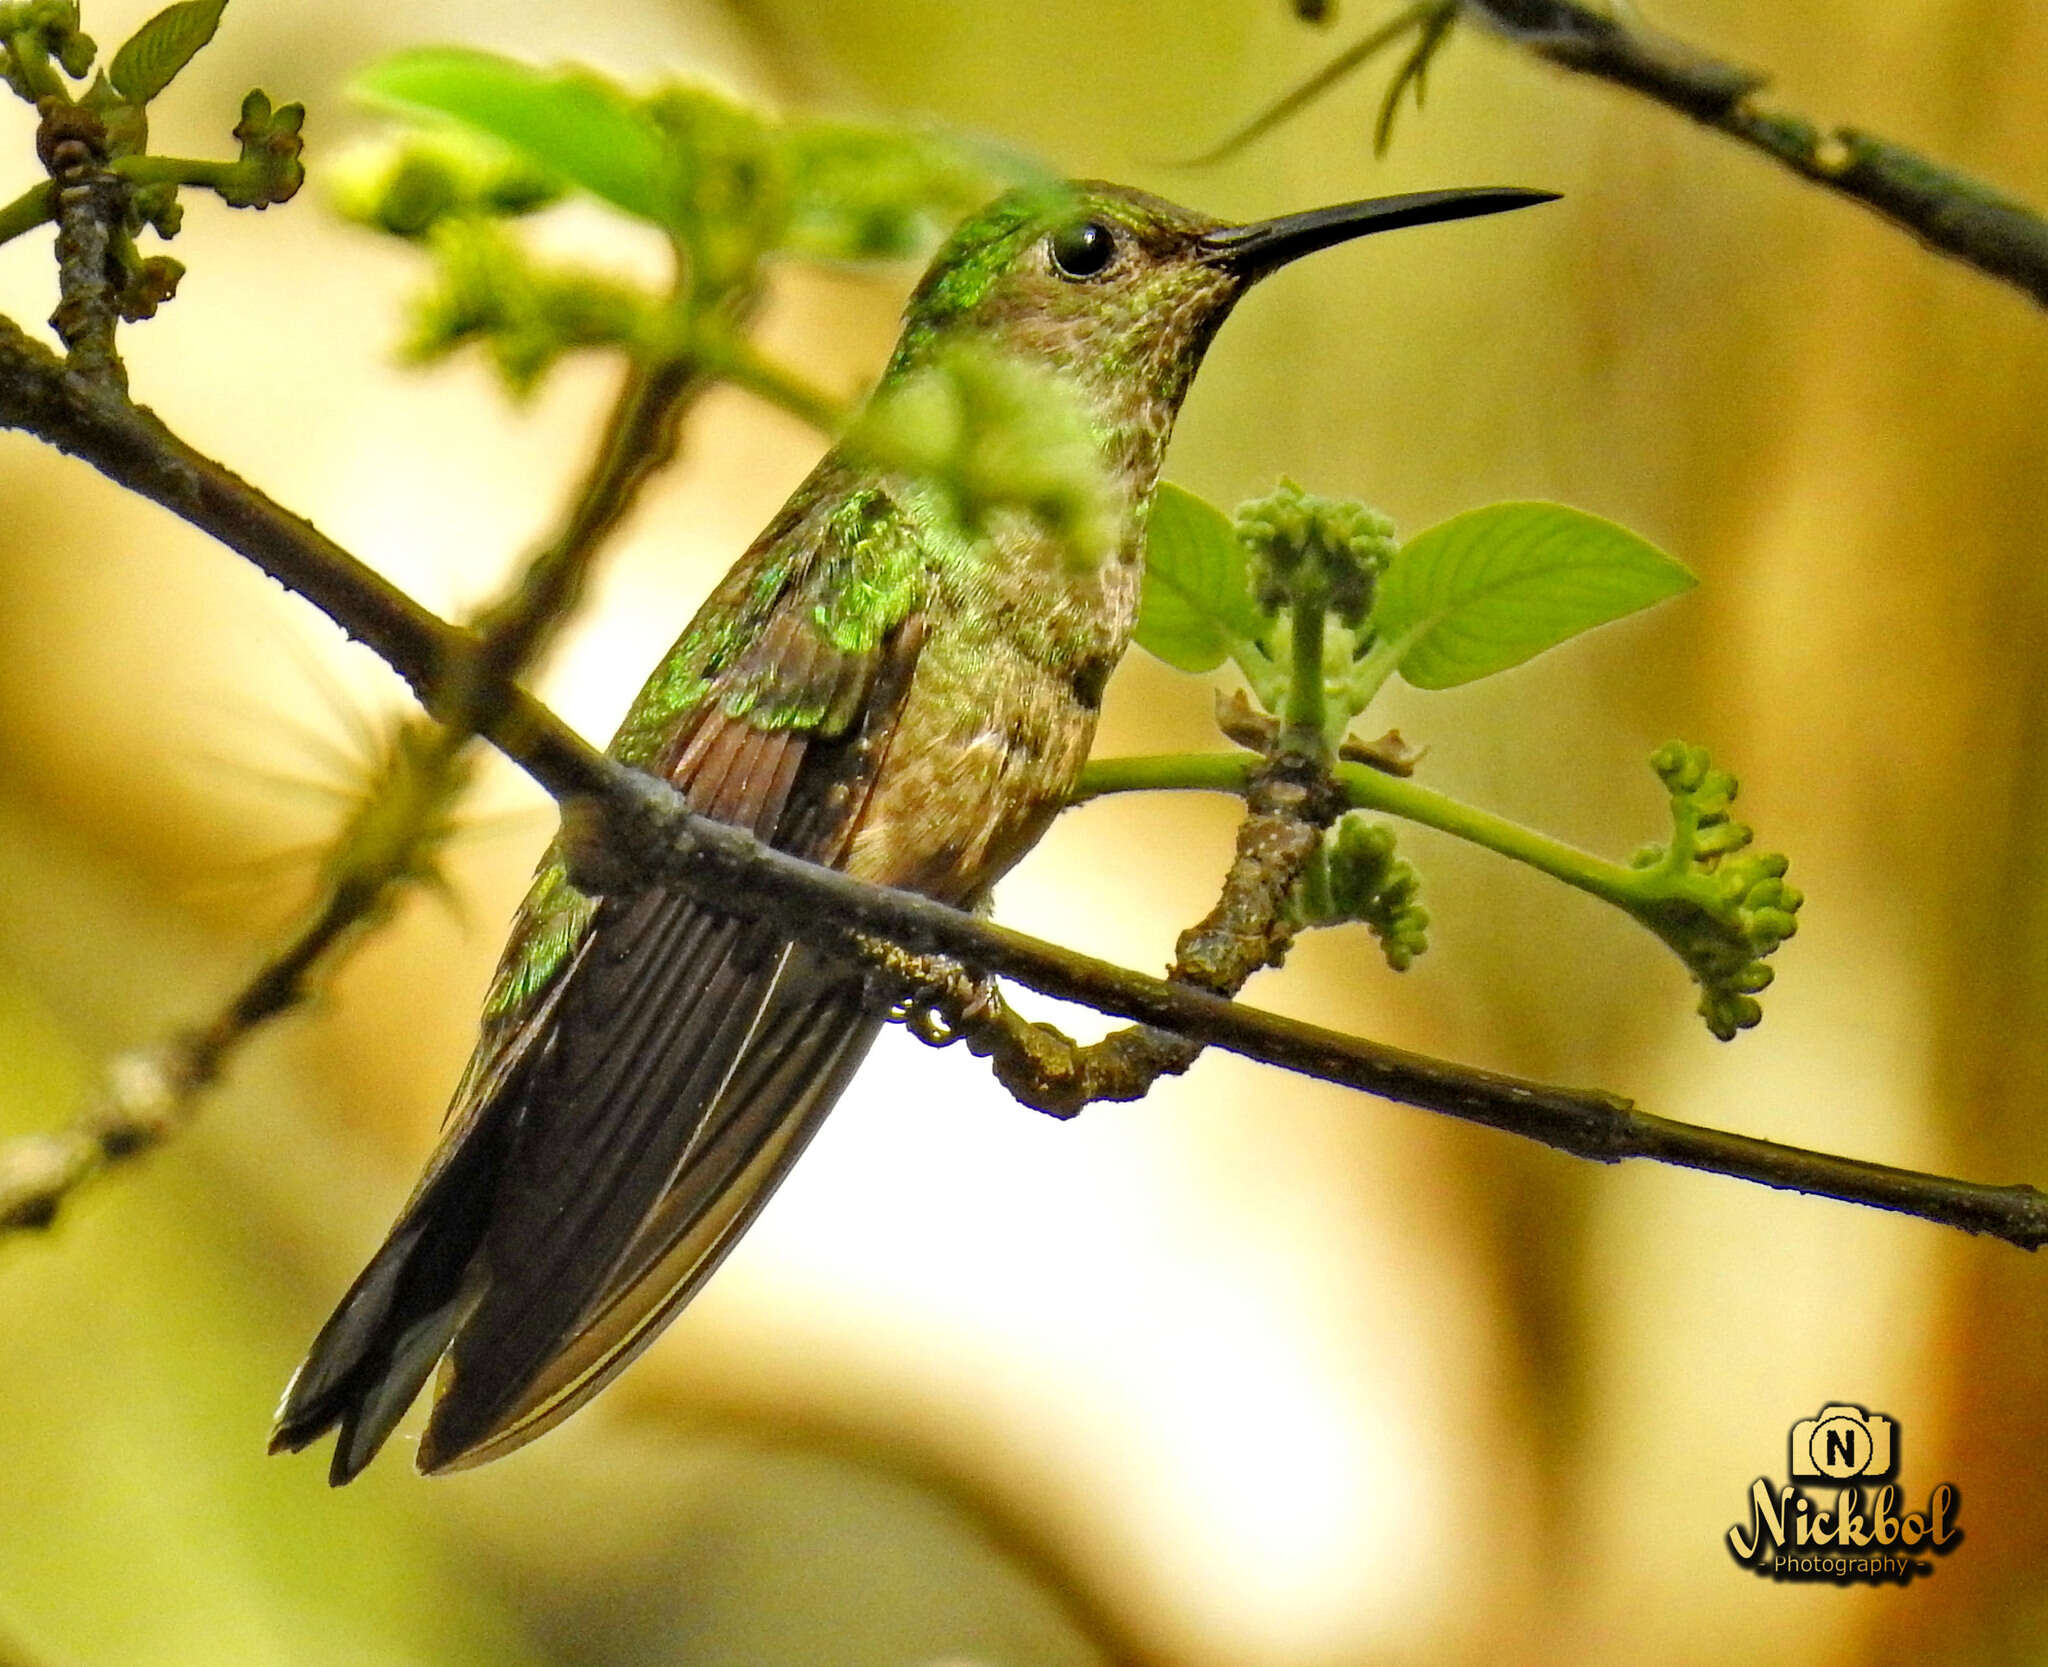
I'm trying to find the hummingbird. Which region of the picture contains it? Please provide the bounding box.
[270,177,1553,1484]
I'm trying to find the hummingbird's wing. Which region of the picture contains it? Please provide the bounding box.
[275,489,932,1483]
[411,611,928,1472]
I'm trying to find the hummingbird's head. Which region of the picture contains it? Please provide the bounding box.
[886,178,1554,475]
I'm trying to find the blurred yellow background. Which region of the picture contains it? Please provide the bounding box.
[4,1,2046,1662]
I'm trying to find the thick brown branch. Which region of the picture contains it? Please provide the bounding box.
[6,309,2048,1252]
[591,767,2048,1249]
[38,99,126,380]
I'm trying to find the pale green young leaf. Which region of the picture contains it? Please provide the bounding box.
[353,48,670,225]
[1373,501,1694,689]
[1135,482,1270,673]
[108,0,225,104]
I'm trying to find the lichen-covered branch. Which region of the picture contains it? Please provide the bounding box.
[1466,0,2048,307]
[1222,0,2048,309]
[892,750,1343,1115]
[39,99,125,380]
[6,309,2048,1251]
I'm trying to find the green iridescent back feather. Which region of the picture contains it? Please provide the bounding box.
[478,472,927,1036]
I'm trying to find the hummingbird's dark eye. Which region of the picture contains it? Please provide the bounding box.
[1049,219,1117,280]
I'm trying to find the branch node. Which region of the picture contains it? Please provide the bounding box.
[38,97,125,379]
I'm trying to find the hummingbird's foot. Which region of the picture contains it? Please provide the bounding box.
[855,933,1004,1047]
[899,967,1004,1048]
[902,1004,960,1047]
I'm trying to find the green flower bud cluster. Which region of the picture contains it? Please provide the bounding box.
[0,2,94,95]
[403,218,651,396]
[1235,478,1397,627]
[116,251,181,319]
[1629,741,1802,1040]
[223,88,303,207]
[329,130,560,239]
[127,173,181,238]
[1293,814,1430,970]
[847,342,1119,572]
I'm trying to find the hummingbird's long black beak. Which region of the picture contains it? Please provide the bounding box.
[1199,187,1558,279]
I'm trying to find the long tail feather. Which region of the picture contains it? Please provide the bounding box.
[420,965,880,1470]
[269,1092,516,1484]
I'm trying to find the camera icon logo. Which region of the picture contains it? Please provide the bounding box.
[1790,1403,1896,1481]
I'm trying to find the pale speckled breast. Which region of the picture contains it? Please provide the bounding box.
[845,530,1145,903]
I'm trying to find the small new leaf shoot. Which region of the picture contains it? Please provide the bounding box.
[402,217,653,397]
[108,0,223,105]
[329,128,561,238]
[224,88,304,207]
[352,49,670,225]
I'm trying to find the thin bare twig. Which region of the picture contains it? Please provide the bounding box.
[6,310,2048,1250]
[1180,1,1441,165]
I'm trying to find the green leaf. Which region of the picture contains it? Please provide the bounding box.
[1136,482,1270,673]
[1372,501,1694,690]
[779,121,1021,262]
[352,48,670,225]
[108,0,224,104]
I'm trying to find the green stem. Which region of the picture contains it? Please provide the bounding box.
[700,333,848,435]
[1072,748,1654,915]
[1332,759,1642,910]
[1281,592,1328,758]
[110,155,241,192]
[1226,635,1288,711]
[0,180,53,245]
[1343,625,1415,716]
[6,31,66,103]
[1073,751,1254,801]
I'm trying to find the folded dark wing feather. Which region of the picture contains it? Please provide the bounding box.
[273,534,926,1481]
[411,609,928,1470]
